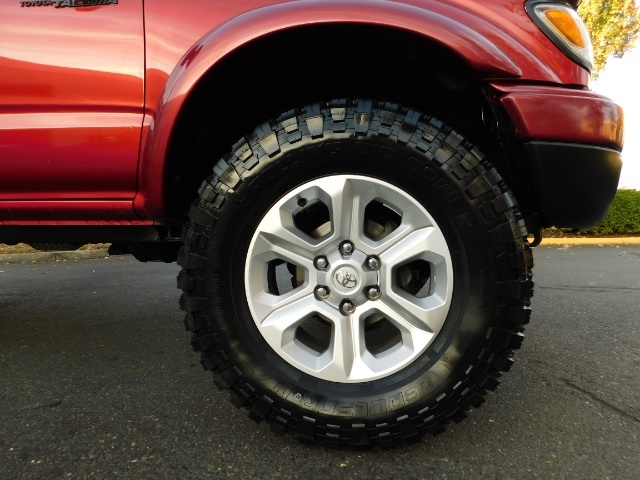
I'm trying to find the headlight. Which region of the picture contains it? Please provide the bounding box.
[526,1,594,72]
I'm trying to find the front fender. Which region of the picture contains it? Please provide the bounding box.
[138,0,582,219]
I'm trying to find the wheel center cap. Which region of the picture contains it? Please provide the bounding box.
[332,266,360,293]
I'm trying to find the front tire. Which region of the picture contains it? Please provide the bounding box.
[178,100,533,446]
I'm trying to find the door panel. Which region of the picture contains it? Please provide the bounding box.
[0,2,144,202]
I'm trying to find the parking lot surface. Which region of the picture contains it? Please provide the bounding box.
[1,245,639,479]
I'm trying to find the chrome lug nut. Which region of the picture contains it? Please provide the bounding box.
[314,256,329,270]
[366,286,381,300]
[315,286,330,300]
[340,300,356,316]
[366,255,381,270]
[339,241,354,256]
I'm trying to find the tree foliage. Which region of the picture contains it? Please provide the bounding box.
[579,0,640,74]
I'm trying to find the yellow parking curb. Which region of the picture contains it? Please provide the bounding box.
[538,237,640,245]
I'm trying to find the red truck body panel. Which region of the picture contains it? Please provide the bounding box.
[0,0,624,227]
[490,84,624,147]
[0,2,144,222]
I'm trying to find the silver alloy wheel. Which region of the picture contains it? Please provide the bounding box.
[245,175,453,383]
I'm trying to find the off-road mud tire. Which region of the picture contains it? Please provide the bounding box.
[178,99,533,447]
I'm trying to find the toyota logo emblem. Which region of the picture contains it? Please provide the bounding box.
[335,270,358,288]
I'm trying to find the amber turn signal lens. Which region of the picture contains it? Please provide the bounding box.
[543,9,586,48]
[528,2,594,72]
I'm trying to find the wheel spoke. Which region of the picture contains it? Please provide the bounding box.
[321,310,372,382]
[259,292,319,347]
[251,231,316,273]
[354,302,435,376]
[379,227,449,269]
[251,285,316,325]
[321,177,358,242]
[322,177,401,250]
[255,206,319,260]
[371,301,435,350]
[378,290,448,334]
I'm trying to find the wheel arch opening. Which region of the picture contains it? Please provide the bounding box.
[162,23,517,221]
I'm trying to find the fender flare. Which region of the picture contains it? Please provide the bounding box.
[138,0,555,218]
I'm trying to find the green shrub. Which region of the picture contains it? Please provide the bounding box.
[584,189,640,235]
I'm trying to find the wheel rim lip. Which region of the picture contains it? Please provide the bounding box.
[244,174,454,383]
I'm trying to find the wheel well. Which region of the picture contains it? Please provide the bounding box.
[164,24,517,220]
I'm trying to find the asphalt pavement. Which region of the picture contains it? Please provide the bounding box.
[1,245,639,479]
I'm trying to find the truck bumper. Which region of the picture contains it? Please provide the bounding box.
[524,142,621,229]
[490,84,624,229]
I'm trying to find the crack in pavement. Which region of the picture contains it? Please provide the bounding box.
[29,399,63,410]
[538,285,640,293]
[560,378,640,425]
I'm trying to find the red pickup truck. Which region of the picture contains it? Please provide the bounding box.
[0,0,623,446]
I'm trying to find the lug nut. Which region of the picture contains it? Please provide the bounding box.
[314,256,328,270]
[315,286,330,300]
[340,300,356,315]
[366,256,381,270]
[339,241,354,256]
[366,286,381,300]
